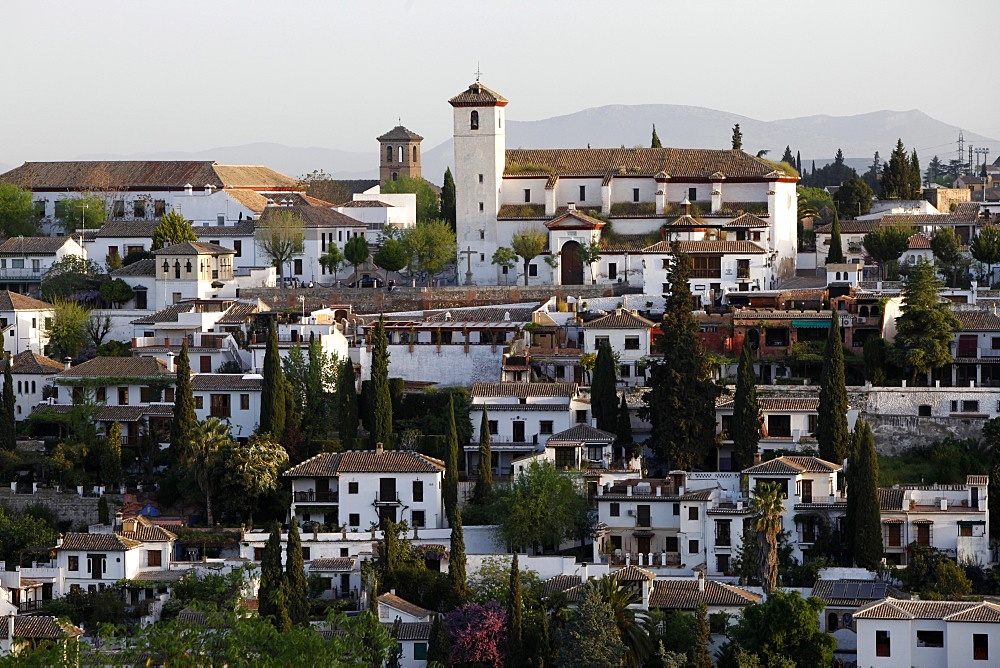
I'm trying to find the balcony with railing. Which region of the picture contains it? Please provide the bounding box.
[293,490,339,503]
[374,492,401,505]
[0,267,48,280]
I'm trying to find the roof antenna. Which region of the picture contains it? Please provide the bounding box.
[475,62,482,82]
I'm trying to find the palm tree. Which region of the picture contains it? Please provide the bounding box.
[750,482,785,595]
[593,576,654,668]
[183,417,232,525]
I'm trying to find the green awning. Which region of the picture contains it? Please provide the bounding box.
[792,320,831,329]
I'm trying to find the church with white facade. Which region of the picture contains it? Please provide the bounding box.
[449,81,799,293]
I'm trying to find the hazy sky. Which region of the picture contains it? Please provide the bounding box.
[4,0,998,166]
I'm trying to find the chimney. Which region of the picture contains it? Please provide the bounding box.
[166,352,176,374]
[6,614,13,645]
[375,442,384,454]
[753,452,762,465]
[184,183,193,195]
[681,197,692,216]
[114,512,123,530]
[568,202,577,211]
[123,518,138,534]
[697,570,705,592]
[56,533,63,548]
[63,357,72,371]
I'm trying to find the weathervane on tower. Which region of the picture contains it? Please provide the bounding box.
[474,63,482,82]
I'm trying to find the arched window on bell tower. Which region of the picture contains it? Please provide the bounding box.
[470,110,479,130]
[413,145,418,162]
[386,146,393,162]
[398,146,404,163]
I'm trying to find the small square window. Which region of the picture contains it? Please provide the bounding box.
[963,400,980,413]
[688,506,699,521]
[624,336,640,350]
[340,547,349,557]
[688,187,697,201]
[348,513,360,527]
[540,421,554,435]
[411,511,425,528]
[673,503,680,516]
[919,404,932,417]
[241,394,250,410]
[575,410,588,424]
[478,174,484,183]
[68,556,79,571]
[620,365,631,378]
[348,482,358,494]
[528,264,537,277]
[488,420,498,436]
[609,503,620,517]
[689,539,699,554]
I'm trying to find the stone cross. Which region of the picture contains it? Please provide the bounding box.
[459,246,477,286]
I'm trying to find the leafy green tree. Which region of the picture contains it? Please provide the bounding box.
[931,227,967,288]
[449,507,469,605]
[0,344,14,451]
[45,299,90,360]
[403,219,457,287]
[970,224,1000,286]
[101,421,123,487]
[641,244,719,470]
[259,522,291,632]
[594,576,653,667]
[894,259,961,384]
[444,394,460,521]
[54,194,106,233]
[183,418,231,525]
[692,602,712,668]
[343,235,370,280]
[881,139,920,199]
[591,342,618,432]
[152,210,197,250]
[373,237,408,283]
[847,419,882,569]
[492,246,517,285]
[578,237,602,284]
[863,224,912,280]
[817,313,850,463]
[750,482,784,594]
[510,226,548,286]
[319,244,346,283]
[284,521,310,626]
[99,278,134,308]
[256,209,305,281]
[722,590,835,667]
[473,410,493,505]
[826,215,845,264]
[440,167,457,230]
[496,460,590,552]
[381,175,440,223]
[863,336,887,386]
[651,124,662,149]
[731,124,743,151]
[557,585,626,667]
[899,544,972,598]
[222,433,288,523]
[260,320,287,438]
[337,357,359,446]
[731,344,760,471]
[0,506,56,567]
[834,177,874,217]
[506,552,524,667]
[40,255,102,302]
[370,315,393,447]
[0,183,39,237]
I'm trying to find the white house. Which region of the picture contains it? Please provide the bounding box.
[639,239,775,305]
[247,320,348,374]
[0,291,53,356]
[377,592,433,668]
[9,351,62,421]
[854,598,999,667]
[191,374,262,439]
[283,446,446,531]
[716,396,821,468]
[132,331,245,374]
[581,308,654,386]
[150,242,237,311]
[0,236,84,295]
[257,204,367,283]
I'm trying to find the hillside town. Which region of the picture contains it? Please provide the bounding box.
[0,79,998,667]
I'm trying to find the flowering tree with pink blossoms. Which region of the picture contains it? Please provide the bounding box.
[445,601,507,667]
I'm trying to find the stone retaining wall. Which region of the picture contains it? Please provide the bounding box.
[0,489,120,530]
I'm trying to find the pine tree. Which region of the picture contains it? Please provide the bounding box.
[473,410,493,505]
[849,420,883,569]
[337,357,358,447]
[781,146,794,166]
[895,259,961,384]
[614,393,634,461]
[881,139,919,200]
[0,346,14,451]
[370,315,392,447]
[826,215,845,264]
[449,506,469,605]
[817,313,850,463]
[731,124,743,151]
[259,523,290,631]
[260,320,286,438]
[284,520,310,626]
[591,342,618,432]
[440,167,457,231]
[731,344,760,471]
[506,552,524,667]
[102,421,123,487]
[692,601,712,668]
[651,124,662,149]
[428,613,451,665]
[641,244,719,470]
[170,339,196,460]
[444,394,460,522]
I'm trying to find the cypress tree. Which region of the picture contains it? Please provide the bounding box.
[337,357,358,447]
[843,423,860,562]
[0,347,15,451]
[650,124,662,149]
[692,601,712,668]
[449,506,469,605]
[440,168,457,231]
[170,339,196,460]
[591,342,618,432]
[731,344,760,471]
[826,215,845,264]
[817,313,850,463]
[284,520,310,625]
[260,320,286,438]
[473,409,493,505]
[102,421,123,487]
[506,552,524,667]
[428,613,451,665]
[796,150,802,175]
[444,395,460,522]
[614,393,633,461]
[851,420,883,569]
[259,522,290,631]
[370,315,392,447]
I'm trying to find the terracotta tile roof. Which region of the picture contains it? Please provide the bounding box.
[472,382,578,398]
[644,240,767,254]
[10,350,64,374]
[93,221,161,238]
[944,601,1000,623]
[382,621,433,641]
[878,488,905,511]
[258,204,361,229]
[582,309,655,329]
[0,616,83,640]
[310,557,357,571]
[194,220,257,237]
[854,599,1000,621]
[420,305,540,324]
[59,532,143,551]
[0,291,53,311]
[449,82,508,107]
[153,241,234,256]
[224,189,269,212]
[111,258,156,277]
[649,579,761,610]
[505,148,775,179]
[717,397,819,412]
[953,310,1000,331]
[815,219,890,235]
[217,300,265,324]
[337,199,394,208]
[613,565,656,582]
[131,302,201,325]
[540,574,584,597]
[131,567,188,582]
[908,233,932,249]
[0,161,236,190]
[118,515,177,542]
[100,405,176,422]
[284,450,445,477]
[547,424,616,444]
[733,309,833,321]
[743,456,841,475]
[723,213,770,228]
[0,236,75,255]
[545,209,606,230]
[191,374,261,391]
[377,126,423,142]
[58,356,172,379]
[469,404,566,413]
[378,593,433,619]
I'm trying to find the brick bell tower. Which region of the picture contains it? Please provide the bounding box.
[378,125,424,183]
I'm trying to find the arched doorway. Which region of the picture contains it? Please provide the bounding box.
[561,240,583,285]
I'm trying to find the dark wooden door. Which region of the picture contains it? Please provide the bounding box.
[561,241,583,285]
